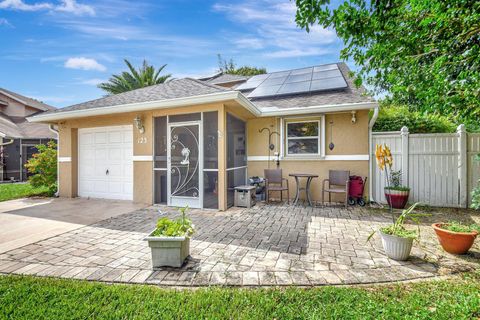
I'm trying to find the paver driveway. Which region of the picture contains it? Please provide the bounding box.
[0,203,478,286]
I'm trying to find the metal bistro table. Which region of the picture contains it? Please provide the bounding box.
[289,173,319,206]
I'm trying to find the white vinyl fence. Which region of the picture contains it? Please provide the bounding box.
[371,125,480,208]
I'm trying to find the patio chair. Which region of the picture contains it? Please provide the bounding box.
[322,170,350,208]
[264,169,289,204]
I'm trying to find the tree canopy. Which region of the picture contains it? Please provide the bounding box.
[217,54,267,76]
[98,59,171,95]
[295,0,480,130]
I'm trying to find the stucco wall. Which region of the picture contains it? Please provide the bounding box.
[247,110,370,202]
[56,104,370,207]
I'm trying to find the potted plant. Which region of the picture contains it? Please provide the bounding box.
[384,170,410,209]
[144,206,195,268]
[368,203,423,260]
[432,222,479,255]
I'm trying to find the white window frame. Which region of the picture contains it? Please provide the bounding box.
[282,116,325,158]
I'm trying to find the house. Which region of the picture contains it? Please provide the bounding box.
[28,62,378,210]
[0,88,57,181]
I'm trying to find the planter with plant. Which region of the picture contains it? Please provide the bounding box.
[372,144,425,260]
[432,222,479,255]
[383,168,410,209]
[144,206,194,268]
[368,203,423,260]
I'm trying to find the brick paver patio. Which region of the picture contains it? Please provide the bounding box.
[0,203,478,286]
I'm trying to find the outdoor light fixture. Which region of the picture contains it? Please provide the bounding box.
[351,111,357,124]
[134,115,145,134]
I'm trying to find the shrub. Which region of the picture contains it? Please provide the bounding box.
[24,141,57,196]
[373,104,457,133]
[440,222,480,233]
[152,207,195,237]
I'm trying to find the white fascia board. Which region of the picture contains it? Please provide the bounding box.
[28,91,261,123]
[258,101,378,117]
[27,90,376,123]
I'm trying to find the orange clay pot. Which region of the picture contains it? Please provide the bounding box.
[432,223,478,255]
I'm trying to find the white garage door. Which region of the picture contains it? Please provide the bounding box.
[78,125,133,200]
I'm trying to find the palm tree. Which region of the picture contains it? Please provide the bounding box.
[98,59,172,95]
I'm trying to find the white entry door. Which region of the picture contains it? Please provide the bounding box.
[168,122,203,208]
[78,125,133,200]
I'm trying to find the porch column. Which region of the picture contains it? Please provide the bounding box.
[58,126,78,198]
[218,104,227,211]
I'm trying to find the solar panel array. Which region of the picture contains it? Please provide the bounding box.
[235,64,347,98]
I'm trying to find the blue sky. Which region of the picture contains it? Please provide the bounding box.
[0,0,346,108]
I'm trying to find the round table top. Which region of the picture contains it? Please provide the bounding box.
[289,173,319,178]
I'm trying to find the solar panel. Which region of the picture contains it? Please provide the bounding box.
[310,76,347,91]
[243,63,348,98]
[247,85,282,98]
[285,73,312,83]
[312,69,342,80]
[277,81,311,94]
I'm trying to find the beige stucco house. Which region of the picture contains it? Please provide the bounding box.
[28,63,378,210]
[0,88,56,181]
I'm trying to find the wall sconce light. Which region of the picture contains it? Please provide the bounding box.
[351,111,357,124]
[134,115,145,134]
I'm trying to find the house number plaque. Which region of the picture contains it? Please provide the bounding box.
[137,137,148,144]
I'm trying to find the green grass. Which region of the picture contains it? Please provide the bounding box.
[0,274,479,319]
[0,183,49,202]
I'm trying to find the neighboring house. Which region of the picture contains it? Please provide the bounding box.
[28,62,378,210]
[0,88,57,181]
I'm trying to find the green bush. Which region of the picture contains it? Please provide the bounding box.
[24,141,57,196]
[152,207,195,237]
[373,105,457,133]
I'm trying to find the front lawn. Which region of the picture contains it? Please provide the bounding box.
[0,274,479,319]
[0,183,49,202]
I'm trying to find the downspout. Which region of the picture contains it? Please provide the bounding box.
[48,124,60,197]
[368,105,380,203]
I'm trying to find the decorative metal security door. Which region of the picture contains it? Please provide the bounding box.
[167,122,202,208]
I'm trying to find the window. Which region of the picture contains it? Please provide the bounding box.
[286,120,320,155]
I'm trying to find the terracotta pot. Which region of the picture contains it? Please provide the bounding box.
[384,188,410,209]
[432,223,478,255]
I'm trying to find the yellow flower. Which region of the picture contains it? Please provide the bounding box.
[375,143,393,171]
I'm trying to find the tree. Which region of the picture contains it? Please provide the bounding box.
[294,0,480,130]
[217,54,267,76]
[25,141,57,196]
[98,59,172,95]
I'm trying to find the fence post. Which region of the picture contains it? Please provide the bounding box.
[457,124,468,208]
[400,126,409,185]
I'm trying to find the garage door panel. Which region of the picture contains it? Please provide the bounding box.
[78,126,133,201]
[94,132,107,144]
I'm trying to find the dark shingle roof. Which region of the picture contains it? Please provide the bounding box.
[248,63,373,110]
[41,78,230,115]
[205,73,249,85]
[0,114,56,139]
[0,88,56,111]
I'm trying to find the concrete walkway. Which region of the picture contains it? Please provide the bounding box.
[0,198,145,253]
[1,203,478,286]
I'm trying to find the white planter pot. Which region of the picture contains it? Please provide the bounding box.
[144,231,190,268]
[379,231,413,261]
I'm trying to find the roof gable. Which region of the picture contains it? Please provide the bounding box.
[0,88,56,112]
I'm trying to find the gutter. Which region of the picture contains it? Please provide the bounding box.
[28,91,262,123]
[368,106,380,203]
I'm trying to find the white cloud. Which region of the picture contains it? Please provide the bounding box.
[79,78,105,85]
[0,0,94,16]
[55,0,94,16]
[0,17,13,27]
[213,0,338,58]
[233,37,264,50]
[64,57,106,71]
[0,0,52,11]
